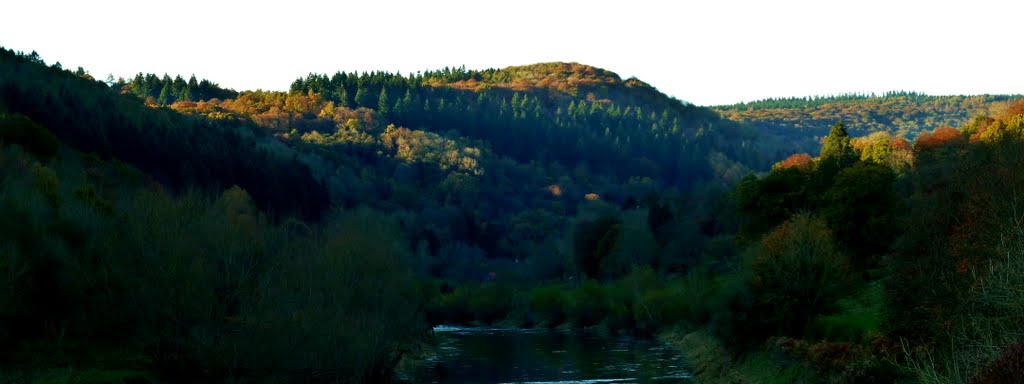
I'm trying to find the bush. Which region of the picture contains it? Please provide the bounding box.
[633,288,686,335]
[806,283,883,342]
[467,283,515,324]
[528,285,568,326]
[222,208,426,382]
[567,280,609,327]
[701,259,759,346]
[752,214,853,337]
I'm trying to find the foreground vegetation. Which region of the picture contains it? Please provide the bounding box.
[0,141,426,382]
[4,46,1024,383]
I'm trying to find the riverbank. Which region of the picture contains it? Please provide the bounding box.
[660,329,809,384]
[0,344,162,384]
[661,327,901,384]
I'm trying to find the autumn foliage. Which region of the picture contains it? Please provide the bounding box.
[914,126,963,151]
[774,153,814,170]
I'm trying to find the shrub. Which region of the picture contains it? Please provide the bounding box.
[566,280,609,327]
[806,283,883,342]
[633,288,686,335]
[752,214,853,337]
[467,283,515,324]
[528,285,568,327]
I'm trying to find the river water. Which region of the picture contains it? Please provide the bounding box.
[401,326,694,384]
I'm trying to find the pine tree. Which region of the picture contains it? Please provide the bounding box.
[158,82,172,105]
[187,75,199,100]
[378,87,390,114]
[814,121,859,197]
[335,87,348,108]
[820,121,856,163]
[354,86,368,108]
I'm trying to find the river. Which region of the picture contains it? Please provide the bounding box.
[400,326,694,384]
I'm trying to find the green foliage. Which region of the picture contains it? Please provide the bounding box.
[117,72,236,102]
[820,121,856,163]
[717,92,1023,158]
[852,131,893,164]
[0,113,59,161]
[528,285,568,326]
[805,283,883,342]
[20,45,1024,384]
[632,287,688,335]
[289,61,765,190]
[736,167,813,238]
[466,283,516,324]
[572,215,622,279]
[0,48,330,220]
[816,122,859,190]
[822,162,896,268]
[0,146,426,382]
[566,280,609,327]
[752,214,853,337]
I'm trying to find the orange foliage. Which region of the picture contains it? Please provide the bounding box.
[546,184,562,197]
[1000,99,1024,120]
[969,117,997,141]
[445,79,481,91]
[890,136,912,151]
[914,126,963,151]
[776,153,813,169]
[508,79,532,92]
[584,192,600,201]
[171,100,197,110]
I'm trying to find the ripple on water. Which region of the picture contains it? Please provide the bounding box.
[410,326,693,384]
[499,379,639,384]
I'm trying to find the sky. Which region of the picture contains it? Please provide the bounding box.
[2,0,1021,106]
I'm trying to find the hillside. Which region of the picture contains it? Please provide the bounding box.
[285,62,766,185]
[0,50,759,382]
[716,92,1023,156]
[7,45,1024,384]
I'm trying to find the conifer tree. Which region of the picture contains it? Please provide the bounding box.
[820,121,856,164]
[378,87,390,114]
[158,82,172,105]
[354,86,368,108]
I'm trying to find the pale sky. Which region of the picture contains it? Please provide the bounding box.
[3,0,1021,106]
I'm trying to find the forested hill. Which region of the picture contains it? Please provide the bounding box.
[0,49,330,219]
[10,46,1024,384]
[285,62,766,186]
[716,92,1023,157]
[0,49,756,277]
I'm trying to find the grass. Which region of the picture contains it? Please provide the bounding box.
[806,281,883,342]
[661,328,812,384]
[1,343,159,384]
[0,368,157,384]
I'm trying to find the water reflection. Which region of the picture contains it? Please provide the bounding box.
[405,326,693,384]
